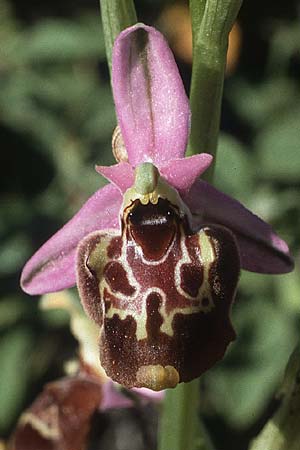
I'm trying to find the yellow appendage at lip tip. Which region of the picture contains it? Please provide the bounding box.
[136,364,180,391]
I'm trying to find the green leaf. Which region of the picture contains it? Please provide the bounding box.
[0,298,29,330]
[275,268,300,315]
[228,78,299,128]
[268,23,300,75]
[0,327,34,431]
[207,298,297,428]
[21,18,106,62]
[255,107,300,182]
[214,133,254,201]
[0,233,31,275]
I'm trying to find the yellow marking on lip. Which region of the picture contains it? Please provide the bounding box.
[174,227,215,307]
[104,287,163,341]
[88,232,118,277]
[174,225,194,299]
[105,304,148,341]
[197,229,216,311]
[104,282,215,341]
[160,229,217,336]
[159,304,206,336]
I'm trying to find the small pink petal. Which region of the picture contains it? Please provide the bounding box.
[160,154,213,195]
[186,180,294,274]
[96,162,134,193]
[21,184,122,295]
[100,382,164,411]
[131,387,165,402]
[100,381,133,410]
[112,23,190,167]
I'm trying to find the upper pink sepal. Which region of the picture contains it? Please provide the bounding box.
[160,154,213,195]
[186,180,294,274]
[21,184,122,295]
[96,162,134,193]
[112,23,190,167]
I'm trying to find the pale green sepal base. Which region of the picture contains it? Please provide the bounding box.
[158,379,215,450]
[187,0,242,182]
[99,0,137,73]
[249,344,300,450]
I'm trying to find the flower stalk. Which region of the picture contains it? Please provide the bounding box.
[159,380,215,450]
[187,0,242,180]
[100,0,137,73]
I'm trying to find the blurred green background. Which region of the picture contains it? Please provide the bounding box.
[0,0,299,449]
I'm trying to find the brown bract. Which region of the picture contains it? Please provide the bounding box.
[8,375,102,450]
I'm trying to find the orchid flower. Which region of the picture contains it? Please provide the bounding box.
[21,24,293,391]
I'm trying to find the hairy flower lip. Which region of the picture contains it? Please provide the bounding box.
[21,23,293,295]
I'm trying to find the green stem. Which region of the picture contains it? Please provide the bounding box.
[158,380,214,450]
[249,344,300,450]
[187,0,242,181]
[99,0,137,73]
